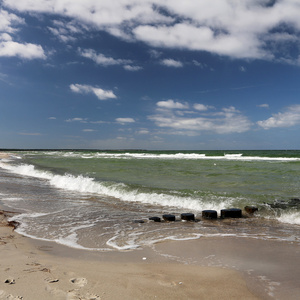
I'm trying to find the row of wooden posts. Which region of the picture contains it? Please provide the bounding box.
[148,206,258,222]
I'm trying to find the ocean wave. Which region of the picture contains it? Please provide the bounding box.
[0,162,232,212]
[1,161,300,227]
[277,211,300,225]
[34,151,300,161]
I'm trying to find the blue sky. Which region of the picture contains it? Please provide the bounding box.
[1,0,300,150]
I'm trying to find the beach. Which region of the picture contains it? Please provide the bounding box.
[1,210,300,300]
[1,150,300,299]
[0,210,258,299]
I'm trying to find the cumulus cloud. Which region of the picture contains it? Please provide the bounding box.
[193,103,214,111]
[160,58,183,68]
[3,0,173,27]
[149,102,252,134]
[116,118,135,124]
[134,23,264,59]
[0,9,46,59]
[157,99,189,109]
[0,9,24,32]
[3,0,300,63]
[257,105,300,129]
[0,40,46,59]
[1,0,300,66]
[70,84,117,100]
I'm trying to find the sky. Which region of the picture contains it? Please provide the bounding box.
[1,0,300,150]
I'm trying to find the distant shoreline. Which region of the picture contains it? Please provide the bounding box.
[1,148,299,152]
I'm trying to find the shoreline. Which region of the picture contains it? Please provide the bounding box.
[1,151,300,299]
[1,210,300,299]
[0,209,263,300]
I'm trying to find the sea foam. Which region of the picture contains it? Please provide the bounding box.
[32,151,300,161]
[277,212,300,225]
[0,162,233,212]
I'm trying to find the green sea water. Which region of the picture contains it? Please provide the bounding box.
[0,150,299,251]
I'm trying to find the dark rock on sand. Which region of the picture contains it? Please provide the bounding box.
[149,216,161,222]
[202,210,218,219]
[180,213,195,221]
[133,220,145,224]
[4,278,15,284]
[162,214,176,222]
[221,208,242,218]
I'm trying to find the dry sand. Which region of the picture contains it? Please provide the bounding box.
[0,210,263,300]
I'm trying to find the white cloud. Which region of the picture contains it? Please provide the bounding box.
[149,105,252,134]
[48,26,76,43]
[257,104,269,108]
[70,84,117,100]
[257,105,300,129]
[0,41,46,59]
[65,117,88,123]
[0,9,46,60]
[0,9,24,32]
[192,60,206,68]
[137,129,149,135]
[193,103,214,111]
[90,120,108,124]
[149,49,162,58]
[160,58,183,68]
[116,118,135,124]
[3,0,173,27]
[3,0,300,63]
[123,65,143,71]
[0,33,12,41]
[79,48,131,66]
[48,19,87,43]
[157,99,189,109]
[82,129,96,132]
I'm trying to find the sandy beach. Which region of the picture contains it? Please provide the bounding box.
[0,209,259,300]
[0,209,299,300]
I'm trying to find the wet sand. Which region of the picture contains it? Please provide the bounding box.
[154,237,300,299]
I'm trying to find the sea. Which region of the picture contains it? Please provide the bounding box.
[0,150,300,251]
